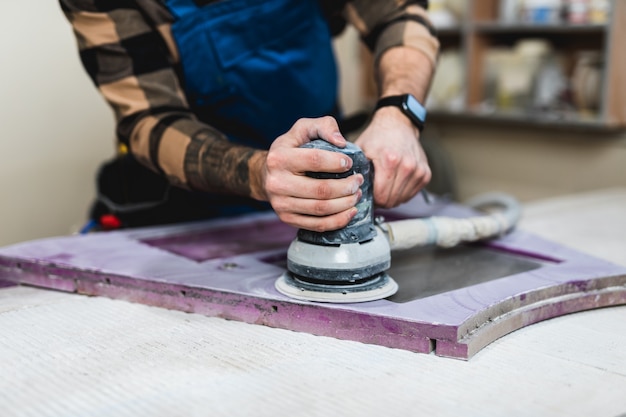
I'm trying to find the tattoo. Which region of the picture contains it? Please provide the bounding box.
[184,130,255,196]
[149,114,186,175]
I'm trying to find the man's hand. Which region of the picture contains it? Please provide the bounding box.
[355,106,431,208]
[253,117,363,232]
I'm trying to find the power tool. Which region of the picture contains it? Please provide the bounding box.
[274,140,522,303]
[274,139,398,303]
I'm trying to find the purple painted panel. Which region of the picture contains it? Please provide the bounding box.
[142,220,297,262]
[0,199,625,359]
[0,279,16,289]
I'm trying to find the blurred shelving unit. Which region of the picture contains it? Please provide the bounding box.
[426,0,626,130]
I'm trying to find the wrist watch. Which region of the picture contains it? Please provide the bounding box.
[374,94,427,132]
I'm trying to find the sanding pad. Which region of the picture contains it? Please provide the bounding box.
[275,271,398,303]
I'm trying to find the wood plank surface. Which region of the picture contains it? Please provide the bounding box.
[0,285,624,417]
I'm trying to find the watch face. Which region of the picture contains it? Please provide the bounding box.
[405,94,427,122]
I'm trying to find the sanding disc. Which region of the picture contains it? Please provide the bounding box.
[275,272,398,303]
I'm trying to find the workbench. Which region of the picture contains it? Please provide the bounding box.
[1,189,625,417]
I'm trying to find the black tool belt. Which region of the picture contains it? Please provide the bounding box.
[90,154,269,229]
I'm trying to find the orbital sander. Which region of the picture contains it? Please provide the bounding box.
[274,140,523,303]
[275,139,398,303]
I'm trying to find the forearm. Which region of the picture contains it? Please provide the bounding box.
[182,131,268,200]
[376,46,435,102]
[120,109,269,199]
[349,0,438,207]
[355,47,434,207]
[61,0,268,201]
[345,0,439,101]
[371,45,435,136]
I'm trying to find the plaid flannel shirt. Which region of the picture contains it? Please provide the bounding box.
[59,0,439,196]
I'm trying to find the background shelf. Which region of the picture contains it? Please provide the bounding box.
[425,0,626,129]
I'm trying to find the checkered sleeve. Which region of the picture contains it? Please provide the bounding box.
[345,0,439,69]
[59,0,258,196]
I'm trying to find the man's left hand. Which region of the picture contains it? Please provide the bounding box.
[354,106,431,208]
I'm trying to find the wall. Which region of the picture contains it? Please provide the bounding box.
[0,2,115,246]
[429,122,626,202]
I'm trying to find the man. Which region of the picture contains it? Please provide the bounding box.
[60,0,439,232]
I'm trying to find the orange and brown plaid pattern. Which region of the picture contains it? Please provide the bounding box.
[59,0,438,197]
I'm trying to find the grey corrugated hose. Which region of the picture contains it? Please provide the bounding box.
[378,192,521,251]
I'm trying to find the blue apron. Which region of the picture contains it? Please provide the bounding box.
[166,0,338,149]
[161,0,338,217]
[88,0,340,229]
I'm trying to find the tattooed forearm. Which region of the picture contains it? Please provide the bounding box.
[184,130,263,197]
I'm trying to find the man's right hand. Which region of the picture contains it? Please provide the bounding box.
[251,116,363,232]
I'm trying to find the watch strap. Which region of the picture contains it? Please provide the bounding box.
[375,95,405,110]
[375,94,425,132]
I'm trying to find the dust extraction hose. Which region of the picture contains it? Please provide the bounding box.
[379,192,521,251]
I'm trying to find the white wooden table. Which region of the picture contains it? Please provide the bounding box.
[1,189,625,417]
